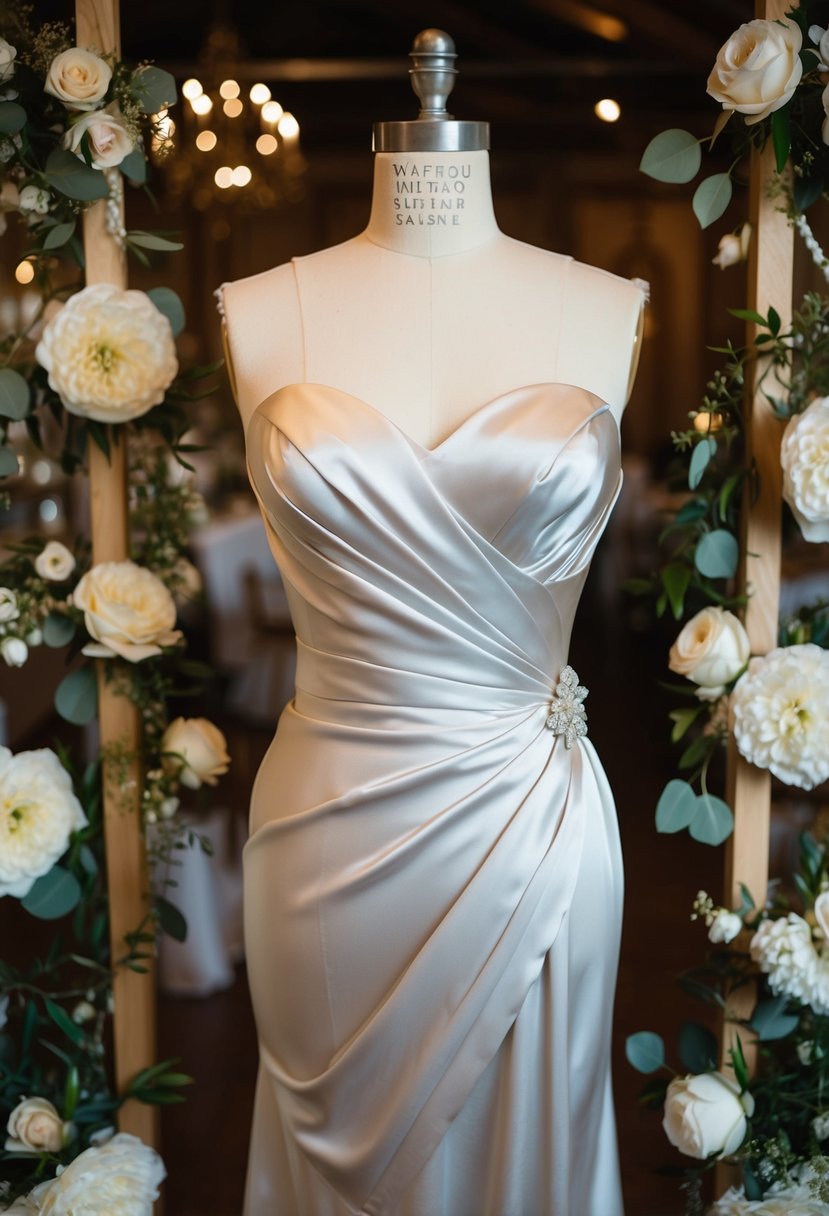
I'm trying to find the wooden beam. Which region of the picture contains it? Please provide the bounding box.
[76,0,157,1152]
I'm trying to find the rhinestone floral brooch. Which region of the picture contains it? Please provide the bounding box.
[546,665,589,749]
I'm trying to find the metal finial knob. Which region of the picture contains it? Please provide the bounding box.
[409,28,457,119]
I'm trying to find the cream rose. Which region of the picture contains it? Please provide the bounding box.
[0,746,87,899]
[63,103,134,170]
[1,638,27,668]
[27,1132,165,1214]
[34,541,76,582]
[73,560,181,662]
[707,18,803,125]
[6,1097,70,1154]
[162,718,230,789]
[35,284,178,425]
[0,588,18,623]
[44,48,111,111]
[0,38,16,85]
[663,1071,752,1159]
[669,607,750,699]
[781,396,829,542]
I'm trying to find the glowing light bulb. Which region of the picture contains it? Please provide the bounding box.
[196,130,217,152]
[223,98,243,118]
[214,166,233,189]
[15,260,34,284]
[277,112,299,139]
[256,133,278,155]
[232,165,252,187]
[191,94,213,116]
[250,83,271,105]
[182,78,203,100]
[594,98,621,123]
[261,100,283,125]
[219,79,240,100]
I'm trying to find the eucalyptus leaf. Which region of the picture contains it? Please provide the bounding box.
[625,1030,666,1074]
[0,444,19,477]
[42,220,76,251]
[21,866,82,920]
[0,101,26,134]
[692,173,733,229]
[119,146,147,183]
[45,148,109,201]
[79,845,98,876]
[639,129,701,183]
[131,65,178,113]
[678,1021,718,1074]
[128,231,183,252]
[695,529,739,579]
[749,995,799,1041]
[655,779,697,834]
[689,793,734,846]
[43,612,76,648]
[0,367,30,420]
[688,436,716,490]
[55,666,98,726]
[147,287,186,336]
[155,895,187,942]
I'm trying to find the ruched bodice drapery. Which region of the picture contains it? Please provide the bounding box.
[242,381,625,1216]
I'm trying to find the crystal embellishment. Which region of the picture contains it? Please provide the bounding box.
[546,664,589,749]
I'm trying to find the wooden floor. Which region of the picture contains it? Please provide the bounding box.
[158,569,722,1216]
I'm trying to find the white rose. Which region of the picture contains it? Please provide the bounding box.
[707,18,803,125]
[0,38,16,85]
[72,560,181,663]
[34,541,76,582]
[1,637,28,668]
[44,48,111,111]
[709,909,743,944]
[810,23,829,71]
[663,1071,752,1160]
[63,103,134,170]
[5,1097,69,1154]
[17,185,50,216]
[0,588,18,623]
[669,607,750,698]
[162,718,230,789]
[36,284,177,425]
[732,644,829,790]
[713,223,751,269]
[27,1132,165,1215]
[0,746,87,899]
[781,396,829,541]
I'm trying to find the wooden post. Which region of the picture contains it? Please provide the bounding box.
[76,0,157,1149]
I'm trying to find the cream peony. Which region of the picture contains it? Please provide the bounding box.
[6,1097,70,1154]
[73,560,181,662]
[663,1071,752,1159]
[731,644,829,790]
[35,284,178,425]
[44,48,111,110]
[0,588,18,623]
[0,38,16,85]
[162,718,230,789]
[34,541,75,583]
[750,912,829,1014]
[63,104,134,170]
[26,1132,165,1214]
[781,396,829,542]
[669,607,750,700]
[0,746,87,899]
[1,638,28,668]
[707,18,803,125]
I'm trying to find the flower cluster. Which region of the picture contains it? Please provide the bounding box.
[0,542,77,670]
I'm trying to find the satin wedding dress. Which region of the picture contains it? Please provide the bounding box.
[242,373,625,1216]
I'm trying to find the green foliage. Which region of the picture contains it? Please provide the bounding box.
[692,173,733,229]
[626,1031,666,1074]
[639,129,702,183]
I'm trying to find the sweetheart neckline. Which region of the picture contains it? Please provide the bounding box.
[251,380,612,458]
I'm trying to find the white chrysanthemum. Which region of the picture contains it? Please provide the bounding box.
[750,912,829,1014]
[731,645,829,790]
[27,1133,164,1215]
[0,747,87,899]
[35,284,177,425]
[781,397,829,542]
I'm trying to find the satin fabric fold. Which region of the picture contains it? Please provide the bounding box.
[242,382,625,1215]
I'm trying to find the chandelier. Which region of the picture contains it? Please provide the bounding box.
[159,23,306,211]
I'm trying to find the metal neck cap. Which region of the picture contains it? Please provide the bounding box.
[373,29,489,153]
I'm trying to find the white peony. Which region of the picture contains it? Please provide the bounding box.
[1,638,28,668]
[17,186,49,216]
[0,38,16,84]
[0,746,87,899]
[0,588,19,623]
[44,48,111,111]
[26,1132,164,1214]
[663,1070,753,1159]
[750,912,829,1014]
[34,542,75,583]
[707,18,803,125]
[6,1097,70,1154]
[35,284,178,425]
[708,909,743,944]
[669,606,750,699]
[162,718,230,789]
[63,104,134,170]
[781,396,829,541]
[731,644,829,790]
[72,560,181,663]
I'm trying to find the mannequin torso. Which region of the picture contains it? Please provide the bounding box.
[220,151,646,443]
